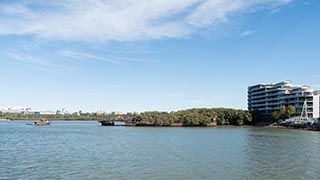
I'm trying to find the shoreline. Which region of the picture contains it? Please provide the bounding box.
[4,119,320,131]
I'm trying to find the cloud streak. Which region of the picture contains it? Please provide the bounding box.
[60,50,120,64]
[60,50,161,64]
[1,52,61,67]
[0,0,291,42]
[241,30,256,37]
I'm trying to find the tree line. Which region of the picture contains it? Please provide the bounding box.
[0,108,253,126]
[94,108,252,126]
[0,112,108,121]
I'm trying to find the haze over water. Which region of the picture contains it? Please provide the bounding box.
[1,121,319,180]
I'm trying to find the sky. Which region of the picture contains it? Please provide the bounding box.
[0,0,319,113]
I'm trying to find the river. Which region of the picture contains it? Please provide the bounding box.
[1,121,319,180]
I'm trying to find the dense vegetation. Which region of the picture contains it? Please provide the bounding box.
[168,108,252,126]
[0,108,252,126]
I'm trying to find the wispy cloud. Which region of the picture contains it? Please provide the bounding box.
[60,50,120,64]
[300,1,310,5]
[60,50,161,64]
[240,30,256,37]
[1,52,62,68]
[269,7,282,13]
[108,55,162,63]
[0,0,292,42]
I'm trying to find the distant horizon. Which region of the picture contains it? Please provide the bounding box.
[0,105,249,114]
[1,0,320,113]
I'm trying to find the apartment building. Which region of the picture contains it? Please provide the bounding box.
[248,81,320,118]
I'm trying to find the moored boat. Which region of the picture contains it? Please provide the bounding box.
[34,119,51,126]
[99,120,115,126]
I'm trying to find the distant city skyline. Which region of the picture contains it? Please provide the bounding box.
[0,106,120,114]
[0,0,320,112]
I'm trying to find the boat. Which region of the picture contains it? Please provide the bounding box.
[34,119,51,126]
[99,120,115,126]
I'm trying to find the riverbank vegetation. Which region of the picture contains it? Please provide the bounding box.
[131,108,252,126]
[0,108,252,126]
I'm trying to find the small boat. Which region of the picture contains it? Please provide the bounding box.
[34,119,51,126]
[99,120,115,126]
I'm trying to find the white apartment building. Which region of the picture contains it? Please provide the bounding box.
[248,81,320,118]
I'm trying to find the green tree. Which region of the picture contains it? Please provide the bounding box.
[286,105,296,118]
[279,105,287,120]
[271,111,280,122]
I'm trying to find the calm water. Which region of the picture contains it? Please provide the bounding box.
[1,121,320,180]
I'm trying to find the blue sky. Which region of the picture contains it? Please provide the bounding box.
[0,0,319,113]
